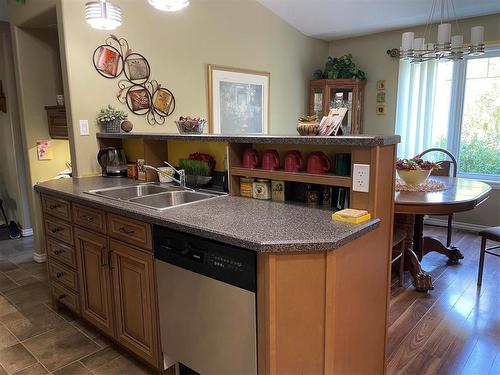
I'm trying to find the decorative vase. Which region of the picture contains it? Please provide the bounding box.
[297,122,319,136]
[397,169,432,185]
[100,119,121,133]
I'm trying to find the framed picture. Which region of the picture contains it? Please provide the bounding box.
[376,80,386,91]
[208,65,270,134]
[37,140,53,160]
[127,87,150,112]
[96,46,120,77]
[376,92,386,103]
[376,104,386,115]
[125,54,150,82]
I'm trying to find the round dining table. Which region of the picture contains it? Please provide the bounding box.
[394,177,492,292]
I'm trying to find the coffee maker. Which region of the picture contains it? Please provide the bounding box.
[97,147,127,177]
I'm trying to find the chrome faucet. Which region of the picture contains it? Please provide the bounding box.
[137,160,190,190]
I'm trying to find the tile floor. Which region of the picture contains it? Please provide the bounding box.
[0,231,155,375]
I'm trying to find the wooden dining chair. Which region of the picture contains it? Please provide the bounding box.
[414,148,458,247]
[477,226,500,287]
[392,227,407,287]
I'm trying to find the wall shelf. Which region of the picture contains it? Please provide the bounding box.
[230,167,352,187]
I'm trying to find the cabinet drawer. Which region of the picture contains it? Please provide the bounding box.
[42,195,71,221]
[47,239,76,268]
[45,217,74,245]
[51,281,80,314]
[107,213,152,250]
[73,204,106,234]
[48,260,79,292]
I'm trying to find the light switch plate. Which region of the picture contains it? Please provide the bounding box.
[79,120,89,136]
[352,164,370,192]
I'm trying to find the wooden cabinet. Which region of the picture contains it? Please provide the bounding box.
[309,79,365,134]
[42,194,162,369]
[110,240,160,367]
[45,106,68,139]
[75,228,115,337]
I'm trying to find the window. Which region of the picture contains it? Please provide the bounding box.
[396,47,500,181]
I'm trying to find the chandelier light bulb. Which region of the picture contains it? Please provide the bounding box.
[85,0,122,30]
[148,0,190,12]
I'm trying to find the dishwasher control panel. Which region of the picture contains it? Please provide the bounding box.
[153,226,256,292]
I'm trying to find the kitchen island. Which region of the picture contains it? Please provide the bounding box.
[35,133,398,374]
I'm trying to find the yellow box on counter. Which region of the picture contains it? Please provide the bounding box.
[332,209,371,224]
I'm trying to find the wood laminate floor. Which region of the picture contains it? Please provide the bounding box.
[0,226,498,374]
[387,226,499,375]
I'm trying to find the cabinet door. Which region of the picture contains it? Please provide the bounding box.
[75,228,114,336]
[109,240,160,367]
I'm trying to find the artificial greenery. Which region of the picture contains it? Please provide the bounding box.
[96,105,128,124]
[313,54,366,80]
[179,159,211,176]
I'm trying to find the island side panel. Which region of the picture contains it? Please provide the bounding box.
[326,144,396,374]
[257,252,327,374]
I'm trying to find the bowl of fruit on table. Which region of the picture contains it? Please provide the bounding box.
[396,158,439,185]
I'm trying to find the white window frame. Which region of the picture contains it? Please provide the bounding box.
[445,45,500,184]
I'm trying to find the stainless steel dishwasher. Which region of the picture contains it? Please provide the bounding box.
[154,226,257,375]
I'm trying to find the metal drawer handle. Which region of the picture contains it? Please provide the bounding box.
[51,227,62,233]
[58,293,66,300]
[82,215,94,222]
[56,272,64,278]
[49,204,61,210]
[53,249,65,255]
[118,227,135,234]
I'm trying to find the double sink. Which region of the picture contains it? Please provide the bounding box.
[87,184,222,211]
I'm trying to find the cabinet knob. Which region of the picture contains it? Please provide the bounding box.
[56,272,64,278]
[51,227,62,233]
[53,249,64,255]
[49,204,60,210]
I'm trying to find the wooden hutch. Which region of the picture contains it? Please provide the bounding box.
[309,79,366,134]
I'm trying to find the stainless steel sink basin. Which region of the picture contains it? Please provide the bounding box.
[86,184,222,210]
[129,191,215,210]
[89,184,181,200]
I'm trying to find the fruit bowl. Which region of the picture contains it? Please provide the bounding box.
[175,117,207,134]
[397,169,432,185]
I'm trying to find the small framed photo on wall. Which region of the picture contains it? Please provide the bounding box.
[208,65,270,134]
[376,104,386,115]
[376,80,386,91]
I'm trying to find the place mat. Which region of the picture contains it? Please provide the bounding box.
[395,178,448,192]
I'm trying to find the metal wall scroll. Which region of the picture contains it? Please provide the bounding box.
[93,35,175,126]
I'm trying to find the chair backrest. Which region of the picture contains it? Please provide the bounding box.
[415,148,457,177]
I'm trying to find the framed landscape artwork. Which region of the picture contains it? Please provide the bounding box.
[208,65,270,134]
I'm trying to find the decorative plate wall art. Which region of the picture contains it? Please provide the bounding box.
[92,35,175,126]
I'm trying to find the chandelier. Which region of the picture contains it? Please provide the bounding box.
[85,0,122,30]
[399,0,485,63]
[148,0,190,12]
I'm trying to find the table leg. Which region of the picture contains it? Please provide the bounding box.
[394,214,434,292]
[422,237,464,264]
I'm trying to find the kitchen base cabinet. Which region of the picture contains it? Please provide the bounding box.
[75,228,115,337]
[110,240,160,368]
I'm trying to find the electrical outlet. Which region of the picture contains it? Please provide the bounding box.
[352,164,370,192]
[79,120,89,136]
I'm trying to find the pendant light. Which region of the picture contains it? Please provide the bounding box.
[85,0,122,30]
[399,0,485,63]
[148,0,190,12]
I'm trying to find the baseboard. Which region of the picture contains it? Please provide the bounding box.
[424,217,487,233]
[21,227,33,237]
[33,252,47,263]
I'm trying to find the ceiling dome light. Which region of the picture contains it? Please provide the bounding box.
[148,0,190,12]
[85,0,122,30]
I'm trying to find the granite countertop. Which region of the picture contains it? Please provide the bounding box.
[35,177,380,253]
[96,132,400,146]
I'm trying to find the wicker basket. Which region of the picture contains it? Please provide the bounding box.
[100,119,121,133]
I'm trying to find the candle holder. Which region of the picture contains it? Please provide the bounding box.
[469,44,485,56]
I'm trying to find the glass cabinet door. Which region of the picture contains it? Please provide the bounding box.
[312,87,324,120]
[329,88,353,135]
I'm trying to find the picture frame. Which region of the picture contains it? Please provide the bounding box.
[376,80,386,91]
[208,64,270,134]
[376,104,386,115]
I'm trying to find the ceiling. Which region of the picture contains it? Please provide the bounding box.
[257,0,500,41]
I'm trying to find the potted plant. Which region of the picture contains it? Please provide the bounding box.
[313,54,366,80]
[396,158,439,185]
[97,105,128,133]
[179,159,213,187]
